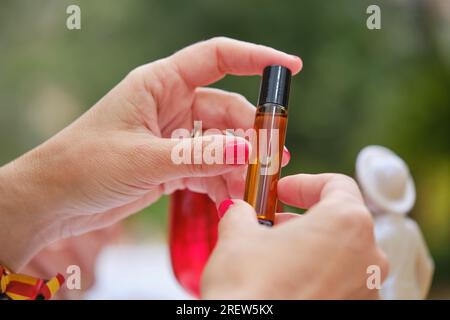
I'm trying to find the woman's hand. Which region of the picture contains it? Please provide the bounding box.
[21,224,121,299]
[0,37,301,271]
[201,174,389,299]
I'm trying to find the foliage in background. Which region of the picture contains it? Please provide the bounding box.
[0,0,449,293]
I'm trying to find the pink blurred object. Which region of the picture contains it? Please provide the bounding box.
[169,190,219,297]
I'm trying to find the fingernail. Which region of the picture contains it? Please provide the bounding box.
[218,199,234,218]
[291,55,303,72]
[283,146,290,162]
[224,141,249,165]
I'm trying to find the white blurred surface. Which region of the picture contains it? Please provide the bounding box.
[84,244,193,300]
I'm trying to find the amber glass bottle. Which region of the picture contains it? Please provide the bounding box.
[244,65,291,226]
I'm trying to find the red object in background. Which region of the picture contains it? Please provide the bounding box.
[169,190,219,297]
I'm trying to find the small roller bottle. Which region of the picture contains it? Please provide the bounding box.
[244,65,292,226]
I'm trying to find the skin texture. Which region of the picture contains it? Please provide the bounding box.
[0,38,388,299]
[21,224,122,299]
[0,37,301,272]
[202,174,389,299]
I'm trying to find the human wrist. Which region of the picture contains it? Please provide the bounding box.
[0,149,61,271]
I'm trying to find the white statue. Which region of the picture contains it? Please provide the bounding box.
[356,145,434,299]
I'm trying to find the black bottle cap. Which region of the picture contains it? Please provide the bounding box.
[258,65,292,108]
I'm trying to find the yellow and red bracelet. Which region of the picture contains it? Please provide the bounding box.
[0,265,64,300]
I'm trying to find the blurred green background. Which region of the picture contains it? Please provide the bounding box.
[0,0,449,297]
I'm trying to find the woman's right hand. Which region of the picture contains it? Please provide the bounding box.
[201,173,389,299]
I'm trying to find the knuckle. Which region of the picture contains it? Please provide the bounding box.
[329,190,356,203]
[335,173,356,184]
[127,65,146,80]
[333,173,358,187]
[337,204,374,232]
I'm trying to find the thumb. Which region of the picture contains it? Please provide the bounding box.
[155,134,250,182]
[217,199,259,238]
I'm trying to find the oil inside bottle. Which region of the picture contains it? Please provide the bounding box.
[244,103,287,226]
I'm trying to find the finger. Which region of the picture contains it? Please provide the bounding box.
[217,199,259,238]
[164,175,233,207]
[168,37,302,87]
[274,212,301,225]
[81,188,163,231]
[281,146,290,167]
[223,168,246,199]
[218,145,288,200]
[162,160,243,203]
[183,176,231,205]
[277,173,364,209]
[192,87,256,130]
[192,88,290,167]
[146,134,251,183]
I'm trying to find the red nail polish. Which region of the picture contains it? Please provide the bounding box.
[218,199,234,218]
[224,142,249,165]
[283,146,291,162]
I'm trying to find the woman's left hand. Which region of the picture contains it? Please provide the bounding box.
[0,37,301,270]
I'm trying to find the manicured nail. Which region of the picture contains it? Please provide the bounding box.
[218,199,234,218]
[283,146,290,161]
[224,141,249,165]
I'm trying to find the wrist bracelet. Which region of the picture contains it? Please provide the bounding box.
[1,264,64,300]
